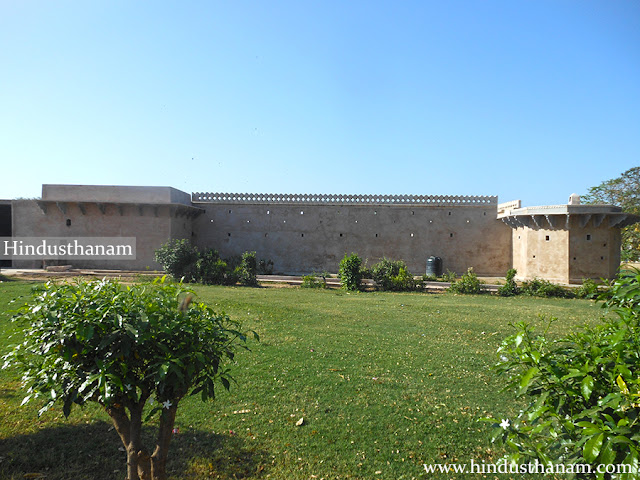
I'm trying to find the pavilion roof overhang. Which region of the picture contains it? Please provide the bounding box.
[497,204,639,230]
[34,200,205,219]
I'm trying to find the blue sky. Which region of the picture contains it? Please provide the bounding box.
[1,0,638,207]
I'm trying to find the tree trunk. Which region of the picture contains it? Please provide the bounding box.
[150,403,178,480]
[107,401,152,480]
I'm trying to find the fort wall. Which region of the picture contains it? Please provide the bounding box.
[6,185,636,283]
[192,193,512,275]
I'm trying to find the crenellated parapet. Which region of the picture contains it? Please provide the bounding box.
[192,192,497,206]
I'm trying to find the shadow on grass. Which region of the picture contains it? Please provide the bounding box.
[0,420,269,480]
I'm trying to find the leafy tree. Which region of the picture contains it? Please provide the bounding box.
[583,166,640,261]
[3,277,255,480]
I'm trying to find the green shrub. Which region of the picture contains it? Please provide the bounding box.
[485,268,640,477]
[392,266,416,291]
[338,253,363,291]
[441,269,457,283]
[154,238,199,281]
[360,264,373,280]
[301,274,326,289]
[237,251,258,286]
[575,278,601,299]
[371,258,415,291]
[497,268,519,297]
[155,241,258,287]
[521,278,573,298]
[195,249,230,285]
[449,267,484,294]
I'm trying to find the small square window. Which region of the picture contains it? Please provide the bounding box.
[586,234,591,241]
[545,235,550,241]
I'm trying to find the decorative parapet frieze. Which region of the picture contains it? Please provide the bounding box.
[191,192,497,206]
[497,199,521,215]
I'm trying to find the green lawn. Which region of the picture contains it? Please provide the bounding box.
[0,280,607,479]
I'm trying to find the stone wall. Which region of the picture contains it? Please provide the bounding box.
[10,185,202,270]
[192,193,513,275]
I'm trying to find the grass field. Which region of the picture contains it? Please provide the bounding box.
[0,280,608,479]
